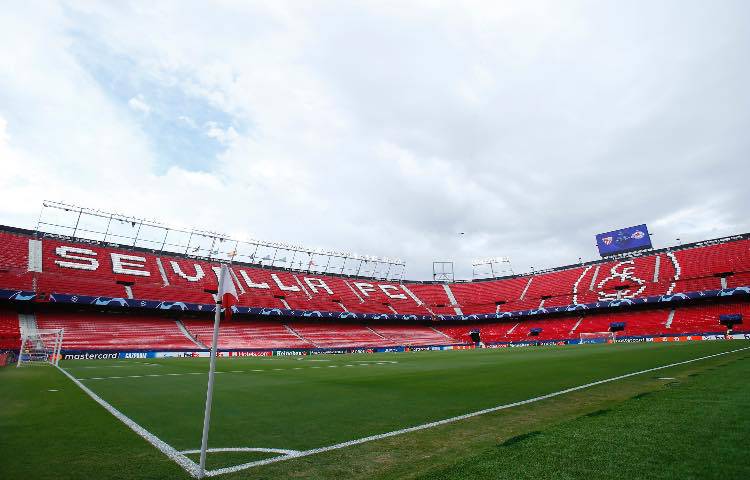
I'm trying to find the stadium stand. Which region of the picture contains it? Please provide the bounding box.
[0,307,21,349]
[288,322,389,348]
[182,319,312,349]
[36,312,198,350]
[0,225,748,351]
[368,325,453,345]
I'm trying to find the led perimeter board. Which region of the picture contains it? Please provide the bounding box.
[595,224,652,257]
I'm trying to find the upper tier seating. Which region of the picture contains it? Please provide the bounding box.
[36,312,197,350]
[0,231,33,290]
[0,229,747,316]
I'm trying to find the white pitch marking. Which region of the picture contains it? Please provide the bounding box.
[658,377,676,380]
[180,447,301,456]
[55,365,201,477]
[48,389,58,392]
[75,362,400,381]
[202,346,750,477]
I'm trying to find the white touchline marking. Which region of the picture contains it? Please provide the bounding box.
[55,365,201,478]
[200,346,750,477]
[48,389,58,392]
[658,377,675,380]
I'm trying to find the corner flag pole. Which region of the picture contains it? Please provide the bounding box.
[198,262,238,478]
[198,294,222,477]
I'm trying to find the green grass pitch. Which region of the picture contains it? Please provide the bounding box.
[2,341,749,479]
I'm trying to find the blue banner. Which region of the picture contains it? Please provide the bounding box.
[46,285,750,322]
[595,224,652,256]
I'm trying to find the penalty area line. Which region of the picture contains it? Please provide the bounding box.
[202,345,750,477]
[55,365,202,478]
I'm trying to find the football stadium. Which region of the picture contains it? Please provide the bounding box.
[1,202,749,479]
[2,2,750,480]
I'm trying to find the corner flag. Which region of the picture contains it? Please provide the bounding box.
[198,264,238,477]
[217,264,238,321]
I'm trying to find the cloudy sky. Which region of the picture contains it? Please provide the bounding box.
[1,0,748,280]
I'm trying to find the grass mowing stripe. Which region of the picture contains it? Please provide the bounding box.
[55,365,201,478]
[203,345,750,477]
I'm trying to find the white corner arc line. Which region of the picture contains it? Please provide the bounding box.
[180,447,301,455]
[203,345,750,477]
[55,366,202,478]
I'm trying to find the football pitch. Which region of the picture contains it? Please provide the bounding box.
[2,341,750,479]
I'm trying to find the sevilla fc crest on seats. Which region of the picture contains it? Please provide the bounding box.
[572,252,680,304]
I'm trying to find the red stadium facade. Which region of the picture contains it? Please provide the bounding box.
[1,224,749,355]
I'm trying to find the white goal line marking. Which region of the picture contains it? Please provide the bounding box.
[57,345,750,478]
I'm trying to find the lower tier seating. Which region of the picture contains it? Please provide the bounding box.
[10,300,749,352]
[182,320,312,349]
[288,322,388,348]
[368,325,455,345]
[0,307,20,349]
[36,312,198,350]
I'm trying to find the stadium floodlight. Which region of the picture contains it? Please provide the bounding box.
[579,332,616,344]
[17,328,64,367]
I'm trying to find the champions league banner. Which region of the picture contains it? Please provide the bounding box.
[44,285,750,322]
[595,224,652,256]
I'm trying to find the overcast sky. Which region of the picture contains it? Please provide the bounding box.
[1,0,749,280]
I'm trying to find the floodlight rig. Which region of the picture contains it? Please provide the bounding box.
[35,201,407,281]
[471,256,514,279]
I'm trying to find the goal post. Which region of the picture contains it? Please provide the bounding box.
[17,328,64,367]
[579,331,616,344]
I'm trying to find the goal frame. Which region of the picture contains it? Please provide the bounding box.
[579,331,616,344]
[17,328,64,367]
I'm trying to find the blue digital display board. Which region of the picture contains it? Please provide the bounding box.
[595,224,652,256]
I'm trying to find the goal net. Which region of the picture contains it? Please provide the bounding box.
[17,328,64,367]
[579,332,615,344]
